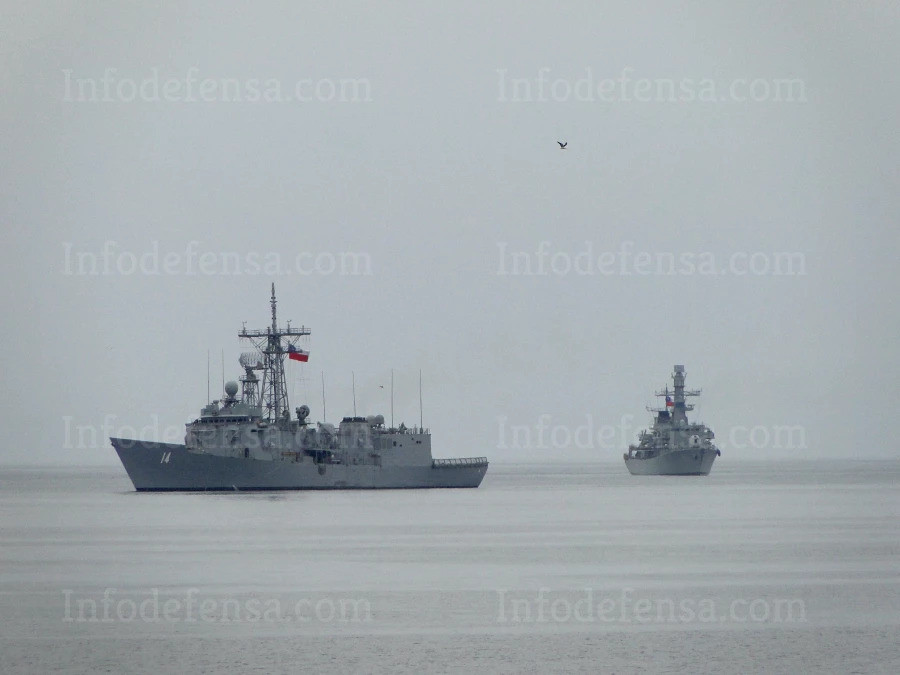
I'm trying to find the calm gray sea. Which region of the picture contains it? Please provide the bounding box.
[1,460,898,674]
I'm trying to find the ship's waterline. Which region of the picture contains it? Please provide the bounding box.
[112,439,487,491]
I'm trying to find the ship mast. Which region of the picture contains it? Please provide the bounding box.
[238,284,310,423]
[653,365,701,422]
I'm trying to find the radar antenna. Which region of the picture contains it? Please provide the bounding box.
[238,352,264,407]
[651,365,702,422]
[238,284,311,423]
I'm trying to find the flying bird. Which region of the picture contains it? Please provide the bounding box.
[558,141,567,150]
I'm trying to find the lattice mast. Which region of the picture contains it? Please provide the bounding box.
[652,364,701,423]
[238,284,310,422]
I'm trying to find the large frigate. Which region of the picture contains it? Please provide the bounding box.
[624,365,720,475]
[111,285,488,491]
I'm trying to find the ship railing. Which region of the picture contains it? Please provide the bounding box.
[239,327,311,338]
[385,426,430,435]
[432,457,489,468]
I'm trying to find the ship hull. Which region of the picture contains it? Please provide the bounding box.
[111,439,487,491]
[624,448,718,476]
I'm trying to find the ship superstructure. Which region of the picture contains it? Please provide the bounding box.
[623,365,720,476]
[111,285,488,490]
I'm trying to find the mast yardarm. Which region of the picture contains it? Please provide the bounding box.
[238,283,310,422]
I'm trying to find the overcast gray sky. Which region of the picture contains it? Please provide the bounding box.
[1,1,897,465]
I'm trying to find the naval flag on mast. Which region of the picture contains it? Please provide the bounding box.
[287,344,309,362]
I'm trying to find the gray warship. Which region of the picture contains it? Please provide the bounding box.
[624,365,720,476]
[111,285,488,491]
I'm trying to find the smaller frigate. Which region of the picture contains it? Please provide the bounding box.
[111,285,488,491]
[624,365,720,476]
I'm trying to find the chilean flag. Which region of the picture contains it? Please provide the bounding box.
[287,344,309,362]
[665,396,674,407]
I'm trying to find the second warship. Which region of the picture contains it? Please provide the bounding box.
[111,285,488,490]
[624,365,720,476]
